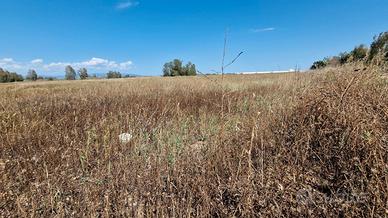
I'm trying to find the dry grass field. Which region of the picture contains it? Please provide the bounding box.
[1,66,387,217]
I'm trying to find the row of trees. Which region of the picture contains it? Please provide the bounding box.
[64,66,88,80]
[0,68,24,83]
[1,68,54,83]
[1,59,198,82]
[64,59,198,79]
[0,65,123,83]
[65,65,125,80]
[311,31,388,69]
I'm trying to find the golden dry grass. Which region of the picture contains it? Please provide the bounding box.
[0,67,387,217]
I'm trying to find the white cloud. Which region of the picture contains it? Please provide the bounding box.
[0,57,134,75]
[119,61,133,69]
[43,57,134,71]
[82,57,109,66]
[43,62,70,70]
[1,58,14,63]
[31,59,44,64]
[251,27,276,33]
[0,58,22,69]
[116,1,139,10]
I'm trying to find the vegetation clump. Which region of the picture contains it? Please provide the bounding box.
[311,31,388,69]
[163,59,197,76]
[26,69,38,81]
[0,68,23,83]
[78,68,88,80]
[106,71,122,79]
[65,65,76,80]
[369,31,388,62]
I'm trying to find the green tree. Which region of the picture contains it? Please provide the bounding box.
[65,65,76,80]
[163,62,174,77]
[163,59,197,76]
[78,68,88,80]
[0,68,8,83]
[106,71,122,79]
[9,72,24,82]
[26,69,38,81]
[185,62,197,76]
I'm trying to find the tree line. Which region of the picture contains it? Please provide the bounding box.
[0,66,132,83]
[65,66,136,80]
[0,68,24,83]
[311,31,388,70]
[0,58,197,83]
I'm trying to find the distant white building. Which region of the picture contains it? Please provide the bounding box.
[201,69,304,76]
[238,69,297,75]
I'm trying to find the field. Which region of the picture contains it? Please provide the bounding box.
[1,66,387,217]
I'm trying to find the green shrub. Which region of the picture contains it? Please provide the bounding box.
[45,77,55,81]
[339,52,351,64]
[310,60,327,70]
[350,45,368,61]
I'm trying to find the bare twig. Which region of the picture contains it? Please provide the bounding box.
[340,75,357,103]
[196,70,224,89]
[224,52,244,70]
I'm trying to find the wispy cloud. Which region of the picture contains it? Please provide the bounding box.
[0,57,134,75]
[116,1,139,10]
[0,58,22,69]
[251,27,276,33]
[31,59,44,64]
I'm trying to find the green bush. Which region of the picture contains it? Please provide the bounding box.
[350,45,368,61]
[339,52,351,64]
[45,77,55,81]
[310,60,327,70]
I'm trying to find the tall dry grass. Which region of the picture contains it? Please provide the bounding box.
[0,66,387,217]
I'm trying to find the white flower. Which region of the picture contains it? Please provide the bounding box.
[119,133,133,143]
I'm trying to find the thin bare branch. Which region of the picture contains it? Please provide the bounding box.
[224,51,244,70]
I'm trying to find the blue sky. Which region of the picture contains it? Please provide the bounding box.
[0,0,387,76]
